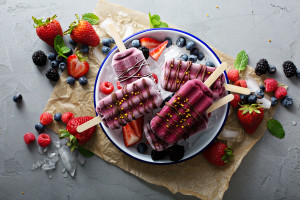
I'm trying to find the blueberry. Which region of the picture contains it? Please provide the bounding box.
[247,94,257,104]
[64,47,73,58]
[255,89,264,99]
[102,46,111,55]
[50,60,58,68]
[160,93,174,108]
[179,54,188,61]
[137,142,147,154]
[165,38,172,48]
[206,61,215,67]
[47,52,57,61]
[59,62,66,71]
[186,41,195,50]
[176,37,186,47]
[80,45,89,54]
[56,55,64,64]
[35,122,44,132]
[12,94,22,103]
[102,38,112,47]
[54,113,62,121]
[66,76,75,85]
[240,94,248,104]
[197,52,205,61]
[296,69,300,78]
[268,65,276,74]
[131,39,141,48]
[190,48,199,56]
[110,38,115,44]
[271,97,278,106]
[259,84,265,92]
[188,55,197,63]
[79,76,88,85]
[69,39,77,46]
[281,96,293,107]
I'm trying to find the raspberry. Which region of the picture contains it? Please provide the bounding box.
[100,81,114,95]
[230,94,241,108]
[61,112,74,124]
[227,69,239,82]
[40,112,53,125]
[38,133,51,147]
[234,80,247,88]
[275,87,287,99]
[152,73,158,84]
[264,78,278,92]
[23,133,35,144]
[116,81,122,89]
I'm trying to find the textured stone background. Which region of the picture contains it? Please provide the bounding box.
[0,0,299,199]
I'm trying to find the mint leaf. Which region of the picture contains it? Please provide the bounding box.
[149,12,168,28]
[267,119,285,138]
[78,146,94,157]
[234,50,248,72]
[82,13,99,25]
[61,46,71,54]
[54,35,68,59]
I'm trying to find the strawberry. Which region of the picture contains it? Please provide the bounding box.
[203,142,233,166]
[149,40,169,61]
[59,116,96,151]
[32,15,63,47]
[122,124,141,147]
[67,51,89,79]
[128,117,144,138]
[140,37,162,49]
[64,14,100,47]
[237,104,264,134]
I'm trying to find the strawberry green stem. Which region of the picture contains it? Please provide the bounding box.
[221,146,233,163]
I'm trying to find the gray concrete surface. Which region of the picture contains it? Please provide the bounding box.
[1,0,300,199]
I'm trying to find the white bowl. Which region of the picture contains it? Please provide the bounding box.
[94,28,229,164]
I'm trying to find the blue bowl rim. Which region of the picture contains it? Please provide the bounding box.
[93,27,230,165]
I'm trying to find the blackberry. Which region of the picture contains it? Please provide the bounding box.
[46,68,60,81]
[282,61,297,78]
[255,59,269,76]
[32,50,47,66]
[138,46,149,60]
[167,145,185,161]
[151,150,167,161]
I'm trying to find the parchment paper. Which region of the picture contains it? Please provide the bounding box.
[43,1,287,199]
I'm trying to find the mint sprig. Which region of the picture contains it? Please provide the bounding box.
[234,50,248,72]
[54,35,70,59]
[149,12,168,28]
[82,13,99,25]
[267,119,285,138]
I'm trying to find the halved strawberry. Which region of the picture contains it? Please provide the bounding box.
[127,117,144,138]
[67,51,89,79]
[140,37,162,49]
[149,40,168,61]
[122,124,141,147]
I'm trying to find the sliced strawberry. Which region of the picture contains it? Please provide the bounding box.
[140,37,162,49]
[127,117,144,138]
[149,40,168,61]
[122,124,141,147]
[67,52,89,79]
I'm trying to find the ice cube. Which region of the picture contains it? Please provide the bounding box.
[122,25,133,40]
[164,45,181,61]
[257,97,271,109]
[218,126,244,143]
[91,47,105,65]
[245,76,260,92]
[55,141,62,149]
[59,146,77,177]
[38,146,44,155]
[43,147,48,153]
[77,153,86,166]
[42,152,59,171]
[100,18,120,37]
[62,168,66,173]
[48,175,52,179]
[32,160,44,170]
[292,121,297,126]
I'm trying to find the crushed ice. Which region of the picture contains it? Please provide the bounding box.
[59,146,77,177]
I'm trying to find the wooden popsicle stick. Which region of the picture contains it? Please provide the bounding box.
[207,94,234,113]
[204,62,228,88]
[223,83,251,95]
[76,116,102,133]
[108,24,126,52]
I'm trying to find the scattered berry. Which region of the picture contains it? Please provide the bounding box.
[190,48,199,56]
[23,133,35,145]
[271,97,278,106]
[255,59,269,76]
[50,60,58,68]
[275,87,287,99]
[59,62,66,71]
[100,81,114,95]
[40,112,53,125]
[131,39,141,48]
[66,76,75,85]
[227,69,239,82]
[138,46,149,59]
[179,54,188,61]
[296,69,300,78]
[110,38,115,44]
[37,133,51,147]
[176,37,186,47]
[149,40,168,61]
[64,47,73,58]
[255,89,264,99]
[282,61,297,78]
[102,38,111,47]
[137,142,148,154]
[79,76,88,85]
[35,122,44,132]
[230,94,240,108]
[186,41,195,50]
[198,52,205,61]
[281,96,293,107]
[259,84,265,92]
[152,73,158,84]
[206,61,215,67]
[47,52,57,61]
[203,142,233,166]
[56,55,64,64]
[46,68,60,81]
[165,38,172,48]
[240,94,248,104]
[268,65,276,74]
[116,82,122,89]
[69,39,77,46]
[61,112,74,124]
[54,113,62,121]
[247,94,257,104]
[151,150,167,161]
[188,55,197,63]
[168,145,185,161]
[264,78,278,92]
[67,53,89,79]
[237,104,264,134]
[101,46,110,55]
[32,50,47,66]
[234,79,247,88]
[140,37,162,49]
[12,94,22,103]
[80,45,89,54]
